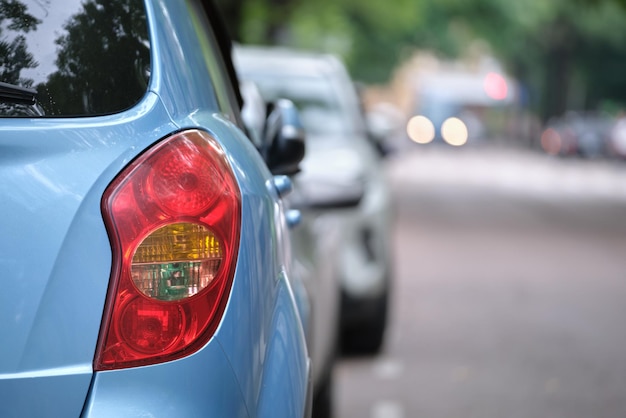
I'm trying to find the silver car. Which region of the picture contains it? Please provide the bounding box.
[235,47,394,365]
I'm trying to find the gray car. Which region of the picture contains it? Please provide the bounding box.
[235,47,394,364]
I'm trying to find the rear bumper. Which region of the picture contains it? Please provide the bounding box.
[0,368,92,418]
[82,277,312,418]
[83,356,313,418]
[82,342,249,418]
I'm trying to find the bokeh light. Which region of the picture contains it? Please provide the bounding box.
[407,115,436,144]
[541,128,562,155]
[441,117,468,146]
[484,72,508,101]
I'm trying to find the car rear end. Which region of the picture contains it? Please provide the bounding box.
[0,1,310,417]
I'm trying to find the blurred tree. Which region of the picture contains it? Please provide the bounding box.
[215,0,298,44]
[399,0,626,120]
[215,0,626,120]
[215,0,423,82]
[213,0,245,41]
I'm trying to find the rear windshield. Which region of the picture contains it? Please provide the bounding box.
[0,0,150,117]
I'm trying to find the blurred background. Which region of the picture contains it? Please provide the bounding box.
[217,0,626,417]
[216,0,626,133]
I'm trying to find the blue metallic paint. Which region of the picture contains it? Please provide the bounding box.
[177,111,310,417]
[84,342,248,418]
[0,95,175,390]
[0,0,310,416]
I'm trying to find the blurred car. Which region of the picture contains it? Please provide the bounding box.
[239,78,342,418]
[406,70,517,147]
[541,111,612,158]
[0,1,311,417]
[235,47,394,365]
[540,116,579,156]
[363,101,406,155]
[607,114,626,159]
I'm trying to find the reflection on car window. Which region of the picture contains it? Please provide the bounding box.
[0,0,150,117]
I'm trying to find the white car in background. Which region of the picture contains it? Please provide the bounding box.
[235,47,394,366]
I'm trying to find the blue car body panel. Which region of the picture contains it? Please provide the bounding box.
[84,342,249,418]
[0,94,177,418]
[0,0,310,416]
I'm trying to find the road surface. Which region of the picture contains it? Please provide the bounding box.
[335,146,626,418]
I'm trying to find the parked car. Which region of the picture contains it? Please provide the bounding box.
[235,47,394,363]
[541,111,612,158]
[541,116,579,156]
[607,114,626,160]
[239,78,342,418]
[0,1,311,417]
[406,70,518,147]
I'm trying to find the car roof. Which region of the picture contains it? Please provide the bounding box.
[233,45,344,79]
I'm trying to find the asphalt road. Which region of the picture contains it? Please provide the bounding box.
[335,146,626,418]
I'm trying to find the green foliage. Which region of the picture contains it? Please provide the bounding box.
[222,0,626,117]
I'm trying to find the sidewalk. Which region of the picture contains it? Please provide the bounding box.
[385,145,626,202]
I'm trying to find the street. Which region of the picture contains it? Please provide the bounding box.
[336,146,626,418]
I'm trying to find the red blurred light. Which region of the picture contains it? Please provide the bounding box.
[541,128,562,155]
[484,72,508,101]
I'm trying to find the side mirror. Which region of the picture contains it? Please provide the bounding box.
[263,99,306,176]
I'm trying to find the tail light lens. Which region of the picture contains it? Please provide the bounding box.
[96,129,241,370]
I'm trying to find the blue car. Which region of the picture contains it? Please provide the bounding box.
[0,1,311,417]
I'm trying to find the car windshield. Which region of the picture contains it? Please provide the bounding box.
[244,74,350,136]
[0,0,150,117]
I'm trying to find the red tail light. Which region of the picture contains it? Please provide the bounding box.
[96,129,241,370]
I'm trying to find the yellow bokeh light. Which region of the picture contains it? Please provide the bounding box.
[441,117,468,146]
[407,115,435,144]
